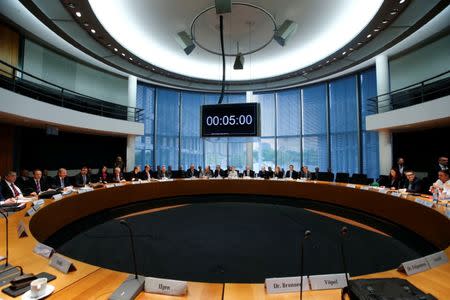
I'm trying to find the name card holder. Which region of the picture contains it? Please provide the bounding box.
[131,180,142,185]
[25,206,37,217]
[33,242,55,259]
[425,251,448,268]
[309,273,349,290]
[390,192,401,198]
[378,189,389,194]
[49,253,76,274]
[414,198,433,208]
[52,193,63,201]
[17,220,28,238]
[346,184,356,189]
[144,277,187,296]
[105,184,115,188]
[397,257,430,275]
[265,276,309,294]
[33,199,45,207]
[360,186,370,191]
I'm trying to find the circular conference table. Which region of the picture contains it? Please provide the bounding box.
[2,179,450,299]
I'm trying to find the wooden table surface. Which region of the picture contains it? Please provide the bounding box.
[0,179,449,299]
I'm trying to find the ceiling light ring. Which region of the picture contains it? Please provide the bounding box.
[189,2,278,57]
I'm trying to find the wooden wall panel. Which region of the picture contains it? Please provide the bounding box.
[0,22,20,77]
[0,123,15,176]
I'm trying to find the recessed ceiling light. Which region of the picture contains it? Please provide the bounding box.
[107,43,111,47]
[332,57,336,61]
[113,48,118,52]
[349,48,354,51]
[390,10,398,15]
[75,11,81,18]
[129,57,133,61]
[83,22,89,27]
[318,64,322,67]
[342,51,346,55]
[121,53,126,56]
[67,3,75,9]
[90,28,96,34]
[366,33,372,38]
[326,60,330,63]
[382,20,388,24]
[399,0,406,4]
[374,28,380,32]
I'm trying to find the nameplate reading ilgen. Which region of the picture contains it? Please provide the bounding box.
[265,276,309,294]
[398,257,430,275]
[309,273,349,290]
[144,277,187,296]
[425,251,448,269]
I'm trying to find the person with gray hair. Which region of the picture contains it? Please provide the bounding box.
[0,171,21,204]
[53,168,70,189]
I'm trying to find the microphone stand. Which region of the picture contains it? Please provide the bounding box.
[300,230,311,300]
[0,208,23,285]
[109,219,144,300]
[340,226,350,286]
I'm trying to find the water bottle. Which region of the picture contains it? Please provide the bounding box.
[432,189,439,205]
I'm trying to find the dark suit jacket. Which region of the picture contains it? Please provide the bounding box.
[27,178,49,194]
[214,169,226,178]
[128,172,141,181]
[299,171,312,179]
[402,177,422,193]
[285,170,298,179]
[258,170,270,179]
[242,170,255,177]
[157,170,171,179]
[273,171,284,179]
[1,180,21,199]
[52,176,71,189]
[140,171,152,180]
[15,176,31,191]
[111,173,125,183]
[186,169,199,178]
[74,174,91,187]
[428,164,447,183]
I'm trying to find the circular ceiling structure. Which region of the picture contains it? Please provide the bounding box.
[88,0,384,81]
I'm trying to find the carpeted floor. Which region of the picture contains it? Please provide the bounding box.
[54,198,432,283]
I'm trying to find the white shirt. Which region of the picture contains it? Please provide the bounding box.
[6,181,22,197]
[228,170,238,179]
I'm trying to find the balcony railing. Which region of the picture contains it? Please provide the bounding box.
[0,59,143,122]
[367,71,450,113]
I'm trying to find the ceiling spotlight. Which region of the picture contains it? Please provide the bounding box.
[382,20,388,24]
[83,22,89,27]
[67,3,75,9]
[129,57,133,61]
[274,20,298,47]
[374,28,380,32]
[90,28,96,34]
[349,47,353,51]
[326,60,330,64]
[342,51,346,55]
[366,33,372,38]
[113,48,118,52]
[390,10,398,15]
[75,11,81,18]
[399,0,406,4]
[233,52,244,70]
[357,42,363,45]
[121,53,126,56]
[175,31,195,55]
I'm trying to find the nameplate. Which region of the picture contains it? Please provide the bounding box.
[309,273,349,290]
[158,178,173,182]
[398,257,430,275]
[33,242,55,259]
[105,184,115,188]
[346,184,356,189]
[360,186,370,190]
[52,193,63,201]
[77,187,94,194]
[390,192,401,198]
[265,276,309,294]
[131,180,142,184]
[414,198,433,208]
[17,220,28,238]
[297,178,307,182]
[243,176,252,180]
[26,207,37,217]
[144,277,187,296]
[425,251,448,269]
[114,183,125,187]
[378,189,389,194]
[33,199,45,207]
[49,253,76,273]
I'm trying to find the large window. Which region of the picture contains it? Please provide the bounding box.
[135,67,379,179]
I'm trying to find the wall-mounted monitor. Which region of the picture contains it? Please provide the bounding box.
[201,103,260,137]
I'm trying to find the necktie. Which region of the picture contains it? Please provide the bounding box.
[60,178,64,188]
[83,175,86,184]
[11,183,19,197]
[290,171,292,178]
[36,180,41,193]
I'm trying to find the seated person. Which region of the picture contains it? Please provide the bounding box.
[53,168,71,189]
[227,166,239,179]
[27,169,49,195]
[284,165,298,179]
[74,166,91,187]
[214,165,226,178]
[267,166,274,178]
[186,164,199,178]
[97,165,110,183]
[167,165,173,178]
[201,165,213,178]
[111,167,125,183]
[15,169,31,191]
[401,170,422,193]
[273,165,284,179]
[311,167,320,180]
[299,166,312,179]
[242,165,255,178]
[430,169,450,196]
[157,165,171,179]
[129,166,141,181]
[258,166,269,179]
[176,166,186,178]
[140,165,153,180]
[386,168,401,189]
[1,171,23,199]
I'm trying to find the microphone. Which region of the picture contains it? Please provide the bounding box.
[109,219,144,300]
[300,230,311,300]
[340,226,350,287]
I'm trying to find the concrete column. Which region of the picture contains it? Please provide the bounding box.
[126,75,138,171]
[376,55,392,175]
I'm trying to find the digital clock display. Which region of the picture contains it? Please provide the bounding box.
[201,103,260,137]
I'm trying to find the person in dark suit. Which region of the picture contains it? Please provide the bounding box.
[428,156,448,183]
[97,165,110,183]
[214,165,226,178]
[157,165,171,179]
[299,166,312,179]
[111,167,125,183]
[1,171,23,200]
[74,166,91,187]
[53,168,71,189]
[242,165,255,177]
[140,165,153,180]
[0,175,16,205]
[402,170,422,193]
[386,168,401,189]
[258,166,269,179]
[15,169,31,191]
[284,165,298,179]
[176,166,186,178]
[394,157,407,179]
[27,169,49,195]
[186,164,199,178]
[273,165,284,179]
[128,166,141,181]
[311,167,320,180]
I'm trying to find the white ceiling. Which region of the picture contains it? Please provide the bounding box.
[89,0,384,81]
